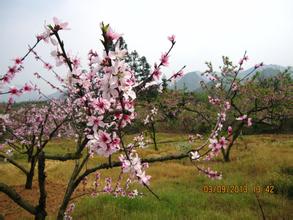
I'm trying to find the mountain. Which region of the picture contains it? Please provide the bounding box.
[238,64,292,79]
[169,71,207,91]
[170,65,292,92]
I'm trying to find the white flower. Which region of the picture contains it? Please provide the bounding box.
[190,151,200,160]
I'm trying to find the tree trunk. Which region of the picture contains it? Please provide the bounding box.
[151,122,158,151]
[221,122,244,162]
[222,145,232,162]
[25,157,37,189]
[35,152,47,220]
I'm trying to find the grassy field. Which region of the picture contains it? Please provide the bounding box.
[0,133,292,220]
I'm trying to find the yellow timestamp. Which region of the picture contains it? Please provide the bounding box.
[202,185,275,193]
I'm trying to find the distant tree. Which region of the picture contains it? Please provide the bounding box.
[161,74,168,92]
[182,55,292,162]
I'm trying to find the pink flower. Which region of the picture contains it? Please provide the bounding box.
[89,131,119,157]
[98,131,111,144]
[152,68,162,81]
[238,55,249,65]
[9,86,21,96]
[228,126,233,135]
[92,98,111,113]
[173,70,184,79]
[14,57,23,65]
[168,35,175,43]
[23,83,32,92]
[137,171,151,185]
[247,118,252,127]
[199,167,222,180]
[160,53,169,66]
[2,75,11,84]
[218,137,227,149]
[53,17,70,30]
[72,57,81,69]
[236,115,247,121]
[87,116,105,128]
[106,27,122,41]
[209,138,218,149]
[7,66,17,75]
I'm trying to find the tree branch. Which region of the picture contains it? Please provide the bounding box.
[0,182,36,215]
[0,154,28,175]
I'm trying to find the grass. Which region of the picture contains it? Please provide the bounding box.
[0,133,292,219]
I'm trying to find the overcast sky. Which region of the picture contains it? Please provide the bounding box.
[0,0,292,94]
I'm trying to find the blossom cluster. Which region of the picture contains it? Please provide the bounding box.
[143,107,158,125]
[119,151,151,185]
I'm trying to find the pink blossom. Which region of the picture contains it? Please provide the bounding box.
[160,53,169,66]
[36,29,51,42]
[64,203,75,220]
[109,44,127,60]
[137,170,151,185]
[106,27,122,41]
[199,167,222,180]
[119,152,151,185]
[14,57,23,65]
[172,70,184,79]
[72,57,81,69]
[238,56,248,65]
[53,17,69,30]
[228,126,233,135]
[91,131,119,157]
[2,75,11,84]
[236,115,247,121]
[9,86,21,96]
[218,137,227,149]
[92,98,111,113]
[247,118,252,127]
[168,35,175,43]
[152,68,162,81]
[23,83,32,92]
[7,66,17,75]
[87,116,105,129]
[208,96,221,105]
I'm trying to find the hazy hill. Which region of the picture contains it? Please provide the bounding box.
[238,64,292,79]
[170,65,292,92]
[169,71,207,91]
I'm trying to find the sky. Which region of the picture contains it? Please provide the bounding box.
[0,0,292,94]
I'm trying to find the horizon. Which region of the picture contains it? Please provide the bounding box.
[1,0,293,95]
